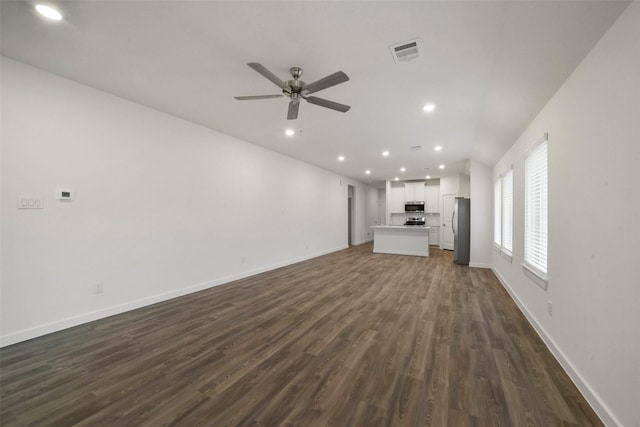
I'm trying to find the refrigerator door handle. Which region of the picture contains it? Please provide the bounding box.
[452,210,456,235]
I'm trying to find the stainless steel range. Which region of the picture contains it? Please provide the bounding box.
[405,216,426,226]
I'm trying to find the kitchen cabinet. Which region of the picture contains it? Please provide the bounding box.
[390,184,405,213]
[425,185,440,213]
[372,226,430,257]
[428,227,440,246]
[404,182,425,202]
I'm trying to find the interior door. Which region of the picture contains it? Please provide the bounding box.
[442,194,456,250]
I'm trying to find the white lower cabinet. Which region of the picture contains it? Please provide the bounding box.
[429,227,439,246]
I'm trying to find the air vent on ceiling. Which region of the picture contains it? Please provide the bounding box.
[390,38,422,64]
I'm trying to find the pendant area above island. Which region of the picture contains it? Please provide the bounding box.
[371,226,431,257]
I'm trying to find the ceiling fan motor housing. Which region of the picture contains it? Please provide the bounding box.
[286,67,306,97]
[235,63,350,120]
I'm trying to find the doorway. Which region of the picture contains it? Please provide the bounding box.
[348,197,352,245]
[348,185,355,245]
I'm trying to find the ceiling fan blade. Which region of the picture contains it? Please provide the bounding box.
[306,96,351,113]
[248,63,286,88]
[304,71,349,94]
[234,94,284,100]
[287,101,300,120]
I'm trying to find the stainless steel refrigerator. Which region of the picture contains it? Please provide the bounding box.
[453,197,470,265]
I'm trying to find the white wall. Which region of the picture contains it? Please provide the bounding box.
[492,3,640,425]
[458,173,470,198]
[0,57,375,346]
[362,186,379,243]
[343,178,376,245]
[469,160,492,268]
[439,174,459,198]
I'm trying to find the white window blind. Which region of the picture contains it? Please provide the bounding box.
[524,139,548,275]
[494,178,502,246]
[502,169,513,254]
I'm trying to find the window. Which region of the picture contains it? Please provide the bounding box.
[524,137,548,278]
[493,169,513,260]
[502,169,513,254]
[494,177,502,247]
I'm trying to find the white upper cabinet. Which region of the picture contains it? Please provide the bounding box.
[404,182,425,202]
[390,184,405,213]
[425,184,440,213]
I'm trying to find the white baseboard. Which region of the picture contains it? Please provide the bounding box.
[352,238,373,245]
[469,262,491,269]
[491,268,620,427]
[0,244,348,348]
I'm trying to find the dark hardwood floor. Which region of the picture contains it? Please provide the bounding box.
[0,244,602,426]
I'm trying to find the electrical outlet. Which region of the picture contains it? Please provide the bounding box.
[94,283,104,294]
[547,301,553,316]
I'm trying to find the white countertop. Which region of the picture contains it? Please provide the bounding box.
[371,225,431,231]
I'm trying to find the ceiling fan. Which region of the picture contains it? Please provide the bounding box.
[234,63,351,120]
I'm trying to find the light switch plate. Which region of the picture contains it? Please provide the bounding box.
[18,196,44,209]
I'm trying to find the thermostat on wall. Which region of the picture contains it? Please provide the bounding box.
[56,188,73,201]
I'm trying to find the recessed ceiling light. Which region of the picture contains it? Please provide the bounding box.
[35,4,63,21]
[365,170,371,175]
[423,103,436,112]
[426,175,431,179]
[394,177,399,181]
[434,145,443,151]
[285,129,295,136]
[338,156,345,162]
[439,164,446,169]
[400,167,406,172]
[382,151,390,157]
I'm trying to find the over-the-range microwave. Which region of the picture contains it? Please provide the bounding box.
[405,202,425,213]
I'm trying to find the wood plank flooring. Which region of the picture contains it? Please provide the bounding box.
[0,244,602,426]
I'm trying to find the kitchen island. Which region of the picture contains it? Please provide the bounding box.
[371,226,431,257]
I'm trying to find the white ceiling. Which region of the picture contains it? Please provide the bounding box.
[1,0,629,187]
